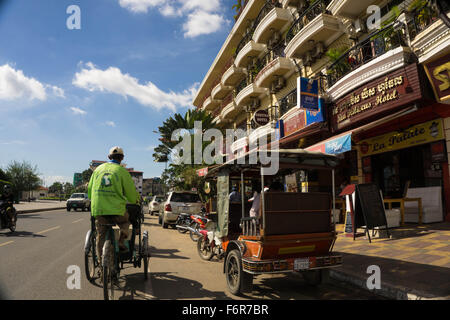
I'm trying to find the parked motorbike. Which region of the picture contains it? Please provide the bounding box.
[0,199,17,232]
[197,229,224,261]
[188,212,209,242]
[175,212,193,234]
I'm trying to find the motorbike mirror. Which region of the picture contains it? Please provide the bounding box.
[204,182,211,194]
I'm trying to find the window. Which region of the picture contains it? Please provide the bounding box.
[170,193,201,203]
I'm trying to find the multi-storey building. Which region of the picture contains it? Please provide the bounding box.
[192,0,450,223]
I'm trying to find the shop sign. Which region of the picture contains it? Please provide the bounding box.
[430,141,447,163]
[332,64,421,130]
[297,77,319,110]
[197,167,208,177]
[253,109,270,127]
[423,52,450,102]
[282,99,324,137]
[359,119,444,157]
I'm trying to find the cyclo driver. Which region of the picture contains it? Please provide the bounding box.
[88,146,138,266]
[0,184,16,227]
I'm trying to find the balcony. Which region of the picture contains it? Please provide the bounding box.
[222,63,247,87]
[202,96,220,111]
[285,1,341,59]
[326,24,412,101]
[235,39,267,68]
[253,4,292,44]
[221,99,239,121]
[407,4,449,63]
[235,82,268,108]
[211,81,233,100]
[327,0,378,19]
[282,0,301,8]
[254,45,295,88]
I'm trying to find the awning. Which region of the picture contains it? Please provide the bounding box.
[306,106,418,155]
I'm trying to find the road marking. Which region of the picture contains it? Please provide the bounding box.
[72,219,84,224]
[36,226,61,235]
[0,241,14,247]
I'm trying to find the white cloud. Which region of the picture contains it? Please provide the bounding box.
[42,175,72,187]
[69,107,87,115]
[183,10,226,38]
[0,140,26,145]
[73,62,198,111]
[118,0,228,37]
[105,121,116,127]
[0,64,64,101]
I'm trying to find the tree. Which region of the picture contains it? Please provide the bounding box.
[153,108,217,191]
[63,182,75,198]
[5,161,42,201]
[49,182,63,195]
[81,168,93,184]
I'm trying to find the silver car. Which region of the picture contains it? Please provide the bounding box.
[148,195,164,216]
[66,193,91,212]
[159,191,202,229]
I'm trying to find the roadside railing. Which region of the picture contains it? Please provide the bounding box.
[326,23,407,88]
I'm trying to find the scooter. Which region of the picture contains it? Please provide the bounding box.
[0,199,17,232]
[188,211,209,242]
[175,212,193,234]
[197,229,225,261]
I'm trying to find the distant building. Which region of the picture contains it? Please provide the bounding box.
[73,173,83,187]
[143,177,164,196]
[21,186,48,201]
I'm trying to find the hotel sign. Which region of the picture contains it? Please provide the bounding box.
[359,119,444,157]
[332,64,422,131]
[424,52,450,102]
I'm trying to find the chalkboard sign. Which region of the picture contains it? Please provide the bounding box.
[355,184,390,240]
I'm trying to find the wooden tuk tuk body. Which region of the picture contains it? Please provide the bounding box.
[204,149,342,291]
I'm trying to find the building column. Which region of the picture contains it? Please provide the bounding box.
[443,117,450,221]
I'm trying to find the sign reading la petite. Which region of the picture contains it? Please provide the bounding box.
[359,119,444,156]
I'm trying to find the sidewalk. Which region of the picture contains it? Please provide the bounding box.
[330,222,450,300]
[14,200,67,213]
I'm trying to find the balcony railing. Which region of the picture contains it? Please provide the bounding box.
[285,0,331,44]
[326,24,407,88]
[235,30,255,57]
[234,0,250,22]
[221,91,235,109]
[279,88,297,116]
[254,0,282,31]
[236,77,249,96]
[407,4,440,41]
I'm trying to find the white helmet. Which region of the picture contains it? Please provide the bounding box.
[109,146,124,156]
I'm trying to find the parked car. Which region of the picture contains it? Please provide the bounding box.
[159,191,203,229]
[66,193,91,212]
[148,195,165,216]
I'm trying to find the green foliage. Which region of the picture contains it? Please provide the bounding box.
[325,46,349,63]
[5,160,41,197]
[81,168,93,184]
[408,0,428,12]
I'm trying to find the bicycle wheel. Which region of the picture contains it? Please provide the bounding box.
[142,231,149,280]
[189,221,201,242]
[84,231,97,283]
[102,240,115,300]
[8,208,17,233]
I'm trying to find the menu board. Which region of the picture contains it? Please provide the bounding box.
[355,184,388,230]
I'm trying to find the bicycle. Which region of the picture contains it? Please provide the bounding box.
[84,204,149,300]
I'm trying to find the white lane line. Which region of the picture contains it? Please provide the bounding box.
[0,241,14,247]
[36,226,61,235]
[72,219,84,224]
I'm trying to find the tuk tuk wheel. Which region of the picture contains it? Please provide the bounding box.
[225,249,252,296]
[302,270,322,286]
[197,236,213,261]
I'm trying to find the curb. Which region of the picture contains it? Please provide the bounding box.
[16,207,67,214]
[329,268,449,300]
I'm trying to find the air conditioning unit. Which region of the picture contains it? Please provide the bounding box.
[353,18,367,35]
[250,98,260,109]
[313,41,325,59]
[303,51,315,66]
[275,76,285,91]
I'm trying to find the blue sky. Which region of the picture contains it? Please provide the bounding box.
[0,0,234,186]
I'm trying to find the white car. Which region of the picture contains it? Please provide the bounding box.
[66,193,91,212]
[159,191,203,229]
[148,195,164,216]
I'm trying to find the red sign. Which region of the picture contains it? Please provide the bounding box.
[424,53,450,103]
[283,109,306,136]
[196,167,208,177]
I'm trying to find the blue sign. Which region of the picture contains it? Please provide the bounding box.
[325,133,352,155]
[305,98,324,124]
[275,120,284,140]
[298,77,319,111]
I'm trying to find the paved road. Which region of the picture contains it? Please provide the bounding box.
[0,209,382,300]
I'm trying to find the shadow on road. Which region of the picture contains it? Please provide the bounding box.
[149,245,189,260]
[0,230,45,238]
[147,272,231,300]
[16,214,45,220]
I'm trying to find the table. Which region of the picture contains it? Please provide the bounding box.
[383,198,423,225]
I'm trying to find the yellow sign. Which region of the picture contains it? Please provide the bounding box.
[359,119,444,156]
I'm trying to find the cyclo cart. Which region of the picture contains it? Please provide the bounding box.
[200,148,343,295]
[84,203,149,300]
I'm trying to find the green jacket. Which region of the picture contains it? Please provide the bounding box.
[88,162,138,217]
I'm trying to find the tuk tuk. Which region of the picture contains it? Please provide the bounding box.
[201,148,343,295]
